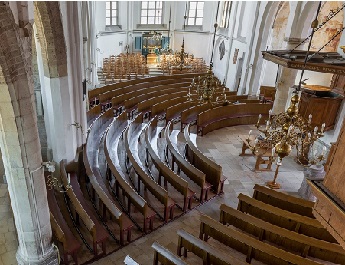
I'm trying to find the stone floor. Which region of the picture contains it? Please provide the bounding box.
[0,124,307,265]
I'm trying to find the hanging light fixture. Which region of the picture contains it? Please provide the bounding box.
[187,1,228,105]
[248,2,330,189]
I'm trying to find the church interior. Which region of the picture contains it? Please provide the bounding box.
[1,1,345,264]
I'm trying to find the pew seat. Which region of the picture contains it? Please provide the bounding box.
[152,242,190,265]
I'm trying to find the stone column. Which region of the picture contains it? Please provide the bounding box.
[272,37,303,114]
[271,66,298,114]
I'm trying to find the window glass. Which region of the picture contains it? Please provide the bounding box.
[187,1,204,26]
[106,1,118,26]
[141,1,163,24]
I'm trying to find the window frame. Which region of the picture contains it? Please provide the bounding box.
[140,1,163,25]
[106,1,118,26]
[220,1,232,29]
[187,1,204,26]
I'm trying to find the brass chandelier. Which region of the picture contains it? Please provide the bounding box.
[186,2,228,106]
[253,92,325,189]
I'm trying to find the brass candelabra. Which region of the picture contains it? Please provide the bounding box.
[252,91,325,189]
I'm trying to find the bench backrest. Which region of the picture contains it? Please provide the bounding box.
[199,214,321,265]
[152,242,190,265]
[165,121,206,188]
[253,184,315,218]
[237,193,335,243]
[184,124,222,193]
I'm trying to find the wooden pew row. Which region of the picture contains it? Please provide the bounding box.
[197,103,272,136]
[91,73,198,104]
[138,91,188,120]
[237,193,336,243]
[112,82,191,115]
[87,104,102,128]
[104,112,156,233]
[145,117,195,212]
[84,109,134,245]
[199,214,322,265]
[125,86,190,119]
[184,124,225,194]
[151,96,189,118]
[181,103,218,130]
[125,114,175,222]
[177,229,247,265]
[164,121,211,202]
[60,160,107,256]
[166,102,198,124]
[220,204,345,264]
[253,184,315,218]
[89,73,200,104]
[152,242,190,265]
[46,184,81,264]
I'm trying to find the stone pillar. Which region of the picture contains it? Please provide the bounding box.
[272,37,303,114]
[271,66,298,114]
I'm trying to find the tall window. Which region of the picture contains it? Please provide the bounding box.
[187,1,204,26]
[220,1,232,28]
[106,1,118,26]
[141,1,163,24]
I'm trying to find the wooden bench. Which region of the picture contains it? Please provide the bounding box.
[220,203,345,264]
[46,183,80,264]
[184,124,225,194]
[83,110,134,245]
[166,102,198,124]
[196,103,272,136]
[165,121,211,202]
[152,242,190,265]
[60,161,108,256]
[237,193,336,243]
[125,114,175,222]
[253,184,315,218]
[138,91,188,120]
[199,214,322,265]
[151,96,189,118]
[104,112,156,233]
[177,229,247,265]
[125,86,190,119]
[145,117,195,211]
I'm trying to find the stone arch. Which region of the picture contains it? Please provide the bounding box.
[244,1,281,95]
[34,1,67,78]
[0,2,57,264]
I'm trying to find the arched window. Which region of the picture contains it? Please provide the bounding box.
[106,1,118,26]
[141,1,163,24]
[187,1,204,26]
[220,1,232,28]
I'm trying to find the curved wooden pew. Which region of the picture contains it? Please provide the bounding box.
[199,214,322,265]
[60,160,107,256]
[84,109,134,245]
[112,82,191,115]
[138,91,188,120]
[46,183,80,264]
[145,117,195,211]
[237,193,336,243]
[90,73,200,106]
[104,112,156,233]
[166,102,198,124]
[196,103,272,136]
[165,121,211,202]
[125,114,175,222]
[220,204,345,264]
[184,124,225,194]
[252,184,315,218]
[152,242,190,265]
[151,96,189,118]
[177,229,247,265]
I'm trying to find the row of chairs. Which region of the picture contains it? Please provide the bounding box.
[101,53,149,83]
